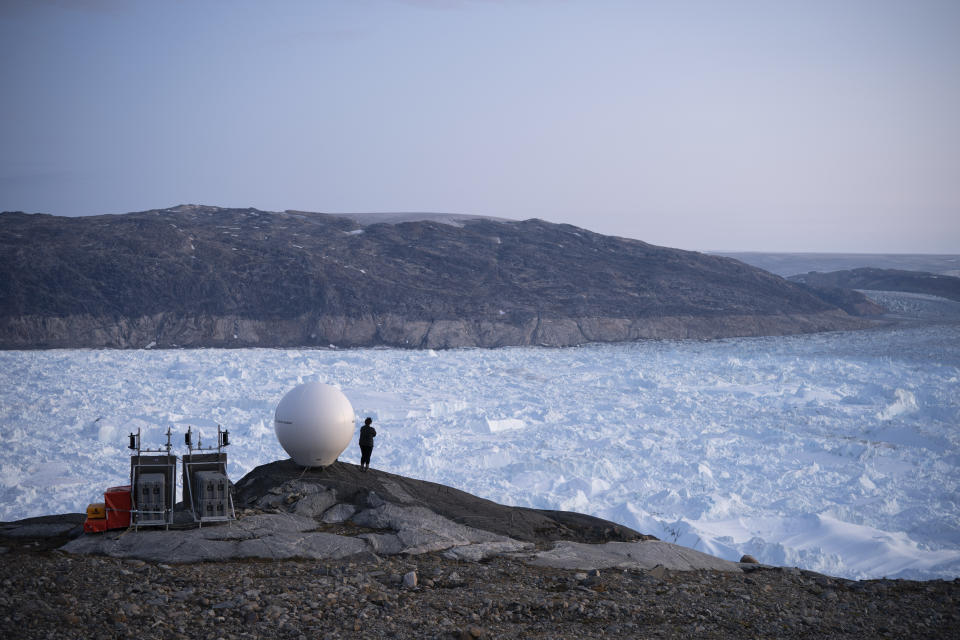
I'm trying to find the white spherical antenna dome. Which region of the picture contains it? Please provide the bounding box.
[274,382,356,467]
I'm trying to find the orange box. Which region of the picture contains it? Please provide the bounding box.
[83,517,108,534]
[104,485,131,530]
[86,503,106,519]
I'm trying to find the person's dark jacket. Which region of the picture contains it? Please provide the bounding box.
[359,424,376,448]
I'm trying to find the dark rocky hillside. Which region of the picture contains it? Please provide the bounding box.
[787,282,887,317]
[0,205,869,348]
[789,268,960,303]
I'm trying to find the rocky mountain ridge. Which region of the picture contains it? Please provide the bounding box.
[789,268,960,303]
[0,205,871,348]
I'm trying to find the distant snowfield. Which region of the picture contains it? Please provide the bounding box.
[2,322,958,580]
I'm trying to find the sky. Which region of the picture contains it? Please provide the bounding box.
[1,0,958,253]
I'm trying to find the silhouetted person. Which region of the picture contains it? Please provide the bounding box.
[359,417,376,471]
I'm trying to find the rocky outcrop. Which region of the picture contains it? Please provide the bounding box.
[61,512,374,563]
[33,460,746,575]
[49,460,663,565]
[1,205,872,348]
[232,460,646,545]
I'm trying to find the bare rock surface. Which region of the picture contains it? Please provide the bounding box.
[0,513,83,539]
[233,460,648,546]
[322,503,357,524]
[352,503,531,557]
[49,460,642,565]
[60,513,371,563]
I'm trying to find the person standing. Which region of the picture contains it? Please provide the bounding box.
[358,417,376,471]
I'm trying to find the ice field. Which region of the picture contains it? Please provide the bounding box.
[1,318,958,580]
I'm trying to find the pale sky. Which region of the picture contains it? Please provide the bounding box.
[1,0,958,252]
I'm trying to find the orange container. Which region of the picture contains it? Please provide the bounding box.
[104,485,132,530]
[83,517,108,534]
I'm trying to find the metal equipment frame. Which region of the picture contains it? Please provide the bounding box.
[182,425,236,526]
[127,427,176,530]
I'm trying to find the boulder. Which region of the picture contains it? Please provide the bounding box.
[320,503,356,524]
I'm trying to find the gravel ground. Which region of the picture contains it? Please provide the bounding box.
[1,543,958,640]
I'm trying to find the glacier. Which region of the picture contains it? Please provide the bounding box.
[1,321,958,580]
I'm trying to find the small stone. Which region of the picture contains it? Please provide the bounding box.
[264,605,286,620]
[402,571,418,589]
[573,572,588,582]
[648,565,666,580]
[740,554,759,564]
